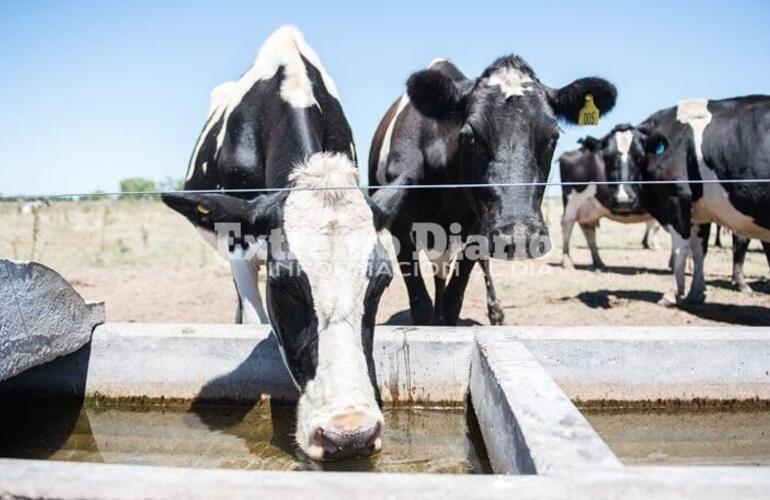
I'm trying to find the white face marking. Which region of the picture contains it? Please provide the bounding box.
[613,130,634,202]
[614,130,633,164]
[215,26,341,152]
[485,67,533,98]
[676,99,770,240]
[186,81,235,181]
[376,94,410,184]
[428,57,448,68]
[283,153,383,456]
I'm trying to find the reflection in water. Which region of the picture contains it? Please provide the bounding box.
[0,401,491,474]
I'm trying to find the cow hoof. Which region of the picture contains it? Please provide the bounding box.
[733,281,754,294]
[487,304,505,326]
[593,263,607,272]
[657,294,679,308]
[684,293,706,306]
[561,258,574,270]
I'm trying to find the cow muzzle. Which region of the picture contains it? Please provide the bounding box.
[488,221,551,260]
[308,410,383,460]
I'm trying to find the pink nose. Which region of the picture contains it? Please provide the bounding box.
[311,412,382,460]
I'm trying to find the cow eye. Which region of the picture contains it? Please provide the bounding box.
[459,124,475,145]
[654,142,666,155]
[196,203,210,215]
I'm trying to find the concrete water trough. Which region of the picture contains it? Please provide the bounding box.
[1,322,770,499]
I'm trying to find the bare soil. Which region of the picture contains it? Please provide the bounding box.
[2,200,768,326]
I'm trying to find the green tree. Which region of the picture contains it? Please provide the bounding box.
[119,178,157,200]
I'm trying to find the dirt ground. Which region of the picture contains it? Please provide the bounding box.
[2,199,768,326]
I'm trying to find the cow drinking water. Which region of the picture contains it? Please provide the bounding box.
[163,26,406,460]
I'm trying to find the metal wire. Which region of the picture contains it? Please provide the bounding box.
[3,178,770,201]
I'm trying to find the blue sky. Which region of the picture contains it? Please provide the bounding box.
[1,0,768,196]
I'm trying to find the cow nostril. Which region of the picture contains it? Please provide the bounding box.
[314,419,382,460]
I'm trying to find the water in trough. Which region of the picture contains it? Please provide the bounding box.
[582,407,770,466]
[0,400,492,474]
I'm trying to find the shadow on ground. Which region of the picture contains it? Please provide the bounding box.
[380,309,482,326]
[547,262,671,276]
[708,279,770,295]
[572,289,770,326]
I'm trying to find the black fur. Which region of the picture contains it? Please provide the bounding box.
[550,77,617,124]
[370,55,618,326]
[406,70,463,120]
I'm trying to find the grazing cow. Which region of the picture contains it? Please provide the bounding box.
[608,97,770,305]
[559,126,663,269]
[163,26,407,460]
[369,56,617,325]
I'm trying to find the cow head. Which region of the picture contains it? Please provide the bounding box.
[637,129,694,238]
[163,153,407,460]
[580,124,647,214]
[406,56,616,259]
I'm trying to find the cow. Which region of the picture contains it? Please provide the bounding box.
[604,97,770,306]
[369,56,617,325]
[559,126,663,270]
[162,26,407,461]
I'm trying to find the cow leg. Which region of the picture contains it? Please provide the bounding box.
[764,241,770,269]
[560,214,577,269]
[233,279,243,323]
[580,223,605,270]
[660,229,690,307]
[685,224,710,305]
[479,258,505,325]
[431,274,446,325]
[439,257,477,326]
[731,234,753,293]
[394,226,433,325]
[642,220,660,250]
[714,225,723,248]
[230,258,269,324]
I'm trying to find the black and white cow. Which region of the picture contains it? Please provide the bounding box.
[608,97,770,305]
[559,125,662,269]
[369,56,617,325]
[163,26,406,460]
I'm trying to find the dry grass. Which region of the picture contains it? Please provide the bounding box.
[1,199,768,326]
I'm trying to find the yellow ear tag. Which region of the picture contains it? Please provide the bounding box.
[196,204,210,215]
[578,94,600,126]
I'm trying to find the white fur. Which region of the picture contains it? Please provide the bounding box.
[561,184,653,264]
[215,26,340,152]
[185,81,235,182]
[230,258,268,325]
[614,130,633,164]
[283,153,383,456]
[614,130,634,203]
[376,94,410,184]
[485,66,533,98]
[428,57,448,68]
[676,99,770,241]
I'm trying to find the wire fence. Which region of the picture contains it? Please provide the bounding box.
[3,178,770,201]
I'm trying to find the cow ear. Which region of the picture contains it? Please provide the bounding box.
[578,136,601,152]
[549,77,617,124]
[366,173,411,231]
[406,69,466,121]
[161,192,281,236]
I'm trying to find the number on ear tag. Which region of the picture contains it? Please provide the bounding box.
[578,94,600,126]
